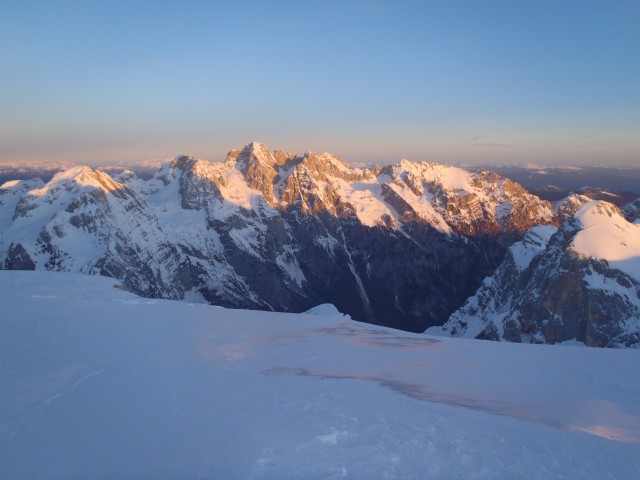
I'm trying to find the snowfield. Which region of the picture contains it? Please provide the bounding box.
[571,200,640,279]
[1,271,639,479]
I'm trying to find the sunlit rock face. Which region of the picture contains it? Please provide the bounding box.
[430,201,640,348]
[1,142,556,332]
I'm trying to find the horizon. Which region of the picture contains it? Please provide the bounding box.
[3,139,640,171]
[1,1,639,166]
[4,139,640,172]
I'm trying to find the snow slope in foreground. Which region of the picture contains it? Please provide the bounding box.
[1,272,639,479]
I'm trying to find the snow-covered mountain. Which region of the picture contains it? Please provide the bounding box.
[2,271,639,479]
[429,200,640,348]
[0,142,555,332]
[0,160,77,185]
[552,192,594,221]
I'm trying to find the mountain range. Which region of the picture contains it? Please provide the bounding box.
[1,142,639,346]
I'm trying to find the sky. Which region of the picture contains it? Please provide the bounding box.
[1,0,639,166]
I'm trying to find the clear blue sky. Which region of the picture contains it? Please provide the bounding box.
[1,0,639,166]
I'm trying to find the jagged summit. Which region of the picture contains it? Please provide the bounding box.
[554,193,593,221]
[225,141,295,168]
[155,142,555,234]
[0,142,558,241]
[170,155,198,171]
[233,141,278,167]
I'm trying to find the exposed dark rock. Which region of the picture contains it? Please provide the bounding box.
[432,202,640,348]
[4,243,35,270]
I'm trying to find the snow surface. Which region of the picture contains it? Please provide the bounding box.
[509,224,557,271]
[304,303,352,319]
[1,271,640,479]
[0,178,44,237]
[334,178,398,228]
[571,201,640,280]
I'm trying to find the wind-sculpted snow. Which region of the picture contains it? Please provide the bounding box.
[1,271,639,479]
[1,142,556,332]
[571,201,640,279]
[431,201,640,348]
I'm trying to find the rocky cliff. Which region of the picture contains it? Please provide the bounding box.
[429,201,640,348]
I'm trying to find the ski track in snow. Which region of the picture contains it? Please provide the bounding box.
[40,369,106,407]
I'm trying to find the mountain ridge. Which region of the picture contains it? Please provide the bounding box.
[4,142,635,339]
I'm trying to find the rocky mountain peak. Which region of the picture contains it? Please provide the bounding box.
[570,200,640,279]
[224,142,298,168]
[293,151,369,183]
[430,200,640,348]
[227,142,283,206]
[160,143,554,234]
[171,155,198,172]
[27,166,128,200]
[554,193,593,222]
[234,142,278,170]
[1,177,44,192]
